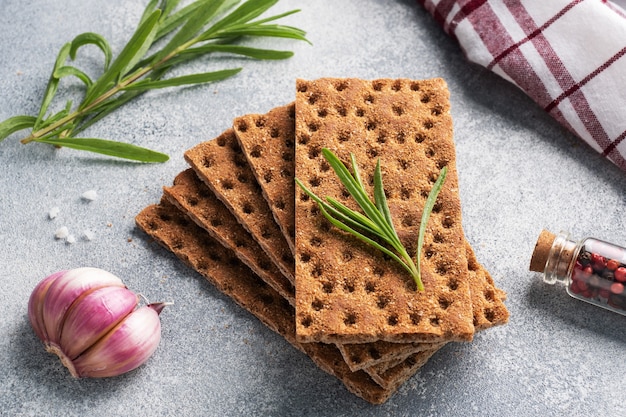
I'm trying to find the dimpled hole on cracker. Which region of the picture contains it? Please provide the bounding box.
[343,278,356,293]
[438,297,451,310]
[377,295,390,309]
[236,120,249,132]
[242,202,254,215]
[365,281,377,293]
[274,198,286,210]
[255,116,266,128]
[312,299,324,311]
[344,311,358,326]
[372,80,385,91]
[250,145,262,158]
[442,216,454,229]
[280,167,292,178]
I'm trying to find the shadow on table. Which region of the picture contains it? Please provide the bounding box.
[526,275,626,345]
[13,318,145,403]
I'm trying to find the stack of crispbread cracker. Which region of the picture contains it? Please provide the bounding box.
[135,78,509,404]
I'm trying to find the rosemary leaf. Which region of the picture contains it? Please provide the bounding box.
[69,33,112,70]
[122,68,242,91]
[140,0,163,25]
[212,24,307,41]
[37,107,71,131]
[180,44,294,60]
[34,137,169,163]
[0,116,36,142]
[71,91,142,136]
[53,66,93,88]
[209,0,276,33]
[249,8,300,25]
[373,159,394,232]
[325,196,381,236]
[416,166,448,285]
[34,43,72,130]
[158,0,183,23]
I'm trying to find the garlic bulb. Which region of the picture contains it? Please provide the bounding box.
[28,267,168,378]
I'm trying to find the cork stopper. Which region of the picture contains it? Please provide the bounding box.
[529,229,557,272]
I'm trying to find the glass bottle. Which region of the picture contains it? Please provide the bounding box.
[530,230,626,316]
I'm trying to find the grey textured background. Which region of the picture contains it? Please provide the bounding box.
[1,0,626,416]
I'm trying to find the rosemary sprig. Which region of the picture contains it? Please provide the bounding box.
[0,0,308,162]
[295,148,447,290]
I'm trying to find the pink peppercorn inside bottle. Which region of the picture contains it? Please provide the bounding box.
[530,230,626,316]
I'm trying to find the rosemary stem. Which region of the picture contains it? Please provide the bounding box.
[398,246,423,290]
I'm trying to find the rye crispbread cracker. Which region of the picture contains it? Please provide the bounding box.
[294,78,474,344]
[339,340,442,372]
[233,103,296,254]
[364,347,442,390]
[135,200,408,404]
[163,168,294,306]
[185,129,295,283]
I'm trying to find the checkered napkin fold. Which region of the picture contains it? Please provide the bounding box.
[418,0,626,173]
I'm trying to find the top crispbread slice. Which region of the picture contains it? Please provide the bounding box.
[185,129,295,283]
[233,103,296,254]
[294,78,475,344]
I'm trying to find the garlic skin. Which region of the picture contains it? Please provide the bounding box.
[28,267,167,378]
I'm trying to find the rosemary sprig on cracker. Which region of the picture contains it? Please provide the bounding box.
[296,148,447,291]
[0,0,307,162]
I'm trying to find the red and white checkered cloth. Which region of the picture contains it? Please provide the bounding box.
[418,0,626,172]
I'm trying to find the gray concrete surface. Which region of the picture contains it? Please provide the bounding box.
[1,0,626,416]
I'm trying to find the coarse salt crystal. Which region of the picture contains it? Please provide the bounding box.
[55,226,69,240]
[81,190,98,201]
[83,230,95,241]
[48,206,60,219]
[66,235,76,244]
